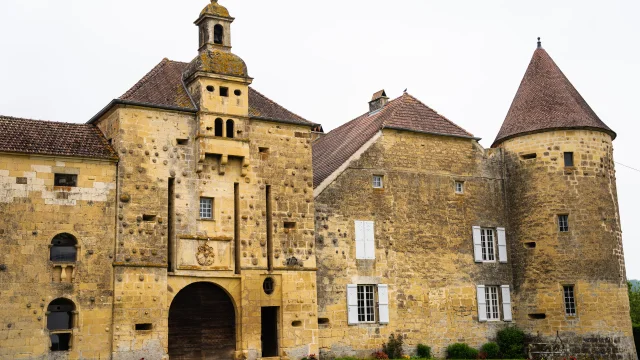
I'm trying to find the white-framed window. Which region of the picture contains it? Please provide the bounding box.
[373,175,383,189]
[563,285,576,316]
[199,198,213,219]
[355,221,375,260]
[473,226,507,263]
[455,181,464,194]
[477,285,512,322]
[347,284,389,325]
[558,215,569,232]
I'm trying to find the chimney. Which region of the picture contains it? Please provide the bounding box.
[369,90,389,113]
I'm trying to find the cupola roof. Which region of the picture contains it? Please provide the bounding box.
[492,39,615,147]
[200,0,231,18]
[183,48,249,80]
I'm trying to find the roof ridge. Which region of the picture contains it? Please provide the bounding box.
[121,58,170,99]
[398,93,474,137]
[324,96,404,137]
[0,115,92,127]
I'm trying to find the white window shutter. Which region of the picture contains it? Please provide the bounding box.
[501,285,512,322]
[364,221,375,260]
[347,284,359,325]
[477,285,487,322]
[473,226,482,263]
[355,221,366,259]
[497,227,507,263]
[378,284,389,324]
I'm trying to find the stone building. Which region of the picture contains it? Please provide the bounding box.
[0,2,635,360]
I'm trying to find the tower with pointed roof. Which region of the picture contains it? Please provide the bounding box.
[494,39,636,357]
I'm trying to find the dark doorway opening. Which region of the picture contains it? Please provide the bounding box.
[169,282,236,360]
[261,307,279,357]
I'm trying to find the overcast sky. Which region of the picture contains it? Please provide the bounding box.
[1,0,638,278]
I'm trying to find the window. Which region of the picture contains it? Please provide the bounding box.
[226,120,235,138]
[215,118,224,137]
[47,298,75,351]
[50,233,77,262]
[354,221,375,260]
[357,285,376,323]
[558,215,569,232]
[564,285,576,316]
[259,147,270,160]
[214,24,224,44]
[347,284,389,325]
[481,228,495,262]
[54,174,77,187]
[206,85,215,93]
[564,152,574,167]
[234,89,242,96]
[477,285,512,322]
[372,175,383,189]
[263,277,275,295]
[220,87,229,97]
[455,181,464,194]
[200,198,213,219]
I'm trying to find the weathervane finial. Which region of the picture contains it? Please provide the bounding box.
[537,37,542,49]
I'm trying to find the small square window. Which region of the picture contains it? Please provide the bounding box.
[54,174,77,187]
[372,175,383,189]
[558,215,569,232]
[564,152,574,167]
[220,87,229,97]
[455,181,464,194]
[563,285,576,316]
[200,198,213,219]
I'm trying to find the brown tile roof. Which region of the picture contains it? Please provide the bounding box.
[118,58,316,126]
[313,92,474,187]
[493,47,615,147]
[0,116,117,160]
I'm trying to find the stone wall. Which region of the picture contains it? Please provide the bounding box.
[0,153,117,359]
[499,129,637,359]
[314,129,510,358]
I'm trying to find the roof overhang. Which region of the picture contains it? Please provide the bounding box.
[87,99,198,125]
[491,126,617,148]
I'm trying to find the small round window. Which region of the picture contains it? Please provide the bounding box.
[206,85,215,93]
[234,89,242,96]
[263,277,275,295]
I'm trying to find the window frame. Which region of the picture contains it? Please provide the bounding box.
[455,181,464,194]
[54,174,78,187]
[199,197,214,220]
[564,152,574,167]
[47,298,76,352]
[480,228,496,262]
[356,285,376,323]
[563,285,577,316]
[485,285,501,321]
[372,175,384,189]
[558,214,569,232]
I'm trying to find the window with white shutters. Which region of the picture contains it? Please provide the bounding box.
[357,285,375,323]
[477,284,512,322]
[355,221,375,260]
[473,226,507,263]
[485,286,500,320]
[481,229,496,262]
[347,284,389,325]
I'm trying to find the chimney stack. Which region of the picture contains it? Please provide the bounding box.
[369,90,389,113]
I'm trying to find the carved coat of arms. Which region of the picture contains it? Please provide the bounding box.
[196,244,215,266]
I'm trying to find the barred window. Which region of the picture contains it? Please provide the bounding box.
[558,215,569,232]
[200,198,213,219]
[481,228,496,262]
[357,285,375,323]
[372,175,383,189]
[564,285,576,316]
[485,286,500,320]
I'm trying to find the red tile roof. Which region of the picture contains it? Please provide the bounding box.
[119,58,316,126]
[313,93,474,187]
[0,116,117,160]
[493,47,615,147]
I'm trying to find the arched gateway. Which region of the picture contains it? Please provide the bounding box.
[169,282,236,360]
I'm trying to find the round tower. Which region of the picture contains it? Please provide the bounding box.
[493,39,637,358]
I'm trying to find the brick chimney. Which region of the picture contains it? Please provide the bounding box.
[369,90,389,113]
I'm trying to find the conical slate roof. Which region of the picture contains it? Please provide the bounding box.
[492,44,615,147]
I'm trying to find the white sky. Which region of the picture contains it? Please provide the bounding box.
[1,0,638,278]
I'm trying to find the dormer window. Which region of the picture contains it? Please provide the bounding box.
[214,24,224,45]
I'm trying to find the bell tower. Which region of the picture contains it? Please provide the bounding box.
[197,0,233,51]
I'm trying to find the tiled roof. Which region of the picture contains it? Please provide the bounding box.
[313,93,474,187]
[0,116,117,160]
[119,58,315,126]
[493,47,615,146]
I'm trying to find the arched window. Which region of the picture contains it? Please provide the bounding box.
[215,118,224,137]
[214,24,224,45]
[47,298,76,351]
[50,234,77,262]
[226,120,235,139]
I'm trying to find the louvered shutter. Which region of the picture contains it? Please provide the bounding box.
[473,226,483,262]
[378,284,389,324]
[501,285,512,322]
[347,284,359,325]
[497,227,507,263]
[364,221,375,260]
[477,285,487,322]
[355,221,366,259]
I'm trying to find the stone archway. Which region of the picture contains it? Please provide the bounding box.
[169,282,236,360]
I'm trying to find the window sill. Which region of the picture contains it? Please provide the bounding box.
[198,218,215,222]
